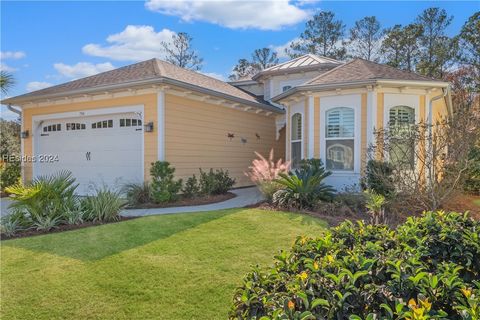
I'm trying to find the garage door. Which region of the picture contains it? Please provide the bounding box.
[34,112,143,194]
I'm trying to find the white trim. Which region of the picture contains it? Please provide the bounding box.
[31,104,145,182]
[20,115,25,183]
[290,111,304,166]
[367,90,375,151]
[157,90,165,161]
[308,95,314,158]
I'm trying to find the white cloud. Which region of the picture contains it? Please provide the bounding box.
[200,71,225,81]
[26,81,53,92]
[0,62,17,72]
[0,51,26,60]
[53,62,115,79]
[82,25,175,61]
[270,38,300,59]
[145,0,310,30]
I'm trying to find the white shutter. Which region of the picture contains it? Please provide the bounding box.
[326,107,354,138]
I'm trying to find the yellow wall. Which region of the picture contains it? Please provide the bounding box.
[314,97,320,158]
[21,94,157,181]
[164,94,284,187]
[361,93,368,171]
[376,92,385,160]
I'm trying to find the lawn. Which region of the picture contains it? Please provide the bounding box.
[0,208,327,319]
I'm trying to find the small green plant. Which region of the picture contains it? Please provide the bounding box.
[122,182,151,205]
[199,168,235,196]
[83,187,125,222]
[0,161,20,191]
[150,161,182,203]
[182,175,200,198]
[464,143,480,194]
[362,160,395,198]
[0,215,22,237]
[64,208,84,225]
[364,189,386,224]
[32,215,61,231]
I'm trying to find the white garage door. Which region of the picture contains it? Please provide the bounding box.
[34,112,143,195]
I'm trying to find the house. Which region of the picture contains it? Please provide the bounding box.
[2,54,451,193]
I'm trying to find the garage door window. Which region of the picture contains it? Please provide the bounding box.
[92,120,113,129]
[43,124,61,132]
[67,123,86,131]
[120,118,142,127]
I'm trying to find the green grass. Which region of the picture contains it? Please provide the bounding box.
[1,208,327,319]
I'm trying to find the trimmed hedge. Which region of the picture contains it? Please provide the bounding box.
[230,211,480,319]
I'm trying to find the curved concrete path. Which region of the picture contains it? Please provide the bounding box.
[121,186,263,217]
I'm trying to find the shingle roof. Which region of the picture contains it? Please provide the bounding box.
[3,59,277,110]
[252,54,342,80]
[305,58,440,86]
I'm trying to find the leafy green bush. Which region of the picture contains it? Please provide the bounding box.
[182,175,200,198]
[82,187,125,222]
[6,171,79,226]
[0,215,22,237]
[199,168,235,195]
[150,161,182,203]
[122,182,151,205]
[273,159,334,209]
[464,143,480,194]
[230,211,480,319]
[364,189,386,224]
[362,160,395,198]
[0,161,20,191]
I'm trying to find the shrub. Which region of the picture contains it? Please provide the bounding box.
[0,215,22,237]
[0,161,20,191]
[464,143,480,194]
[273,159,334,209]
[199,168,235,196]
[122,182,151,205]
[6,171,79,226]
[364,189,387,224]
[245,149,290,201]
[362,160,395,198]
[230,211,480,319]
[182,175,200,198]
[82,187,125,222]
[33,215,62,231]
[150,161,182,203]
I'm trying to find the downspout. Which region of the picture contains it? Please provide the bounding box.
[6,103,22,116]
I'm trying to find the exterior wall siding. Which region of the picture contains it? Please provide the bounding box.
[164,94,283,187]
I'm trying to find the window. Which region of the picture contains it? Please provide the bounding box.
[326,107,354,170]
[119,118,142,127]
[92,119,113,129]
[291,113,302,168]
[282,85,292,92]
[66,123,86,131]
[43,124,61,132]
[389,106,415,168]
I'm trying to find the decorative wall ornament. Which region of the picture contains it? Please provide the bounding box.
[241,137,247,144]
[227,133,235,140]
[255,133,261,140]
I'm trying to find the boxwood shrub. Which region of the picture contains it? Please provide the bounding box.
[230,211,480,319]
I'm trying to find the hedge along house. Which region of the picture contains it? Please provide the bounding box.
[3,54,452,193]
[268,58,452,190]
[2,59,285,194]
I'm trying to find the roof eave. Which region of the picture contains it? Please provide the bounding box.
[252,63,341,81]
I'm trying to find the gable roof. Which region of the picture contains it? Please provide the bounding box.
[2,59,281,112]
[305,58,439,85]
[252,54,342,80]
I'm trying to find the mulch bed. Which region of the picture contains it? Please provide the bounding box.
[0,216,137,241]
[126,192,236,209]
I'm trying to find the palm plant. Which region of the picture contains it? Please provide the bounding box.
[82,187,125,222]
[0,71,15,95]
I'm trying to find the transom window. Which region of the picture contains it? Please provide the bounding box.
[282,85,292,92]
[326,107,354,171]
[389,106,415,168]
[291,113,302,168]
[92,120,113,129]
[66,123,86,131]
[119,118,142,127]
[43,124,61,132]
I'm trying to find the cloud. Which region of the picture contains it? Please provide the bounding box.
[200,71,226,81]
[82,25,175,61]
[145,0,310,30]
[270,38,300,59]
[53,62,115,79]
[0,51,26,60]
[0,63,17,72]
[26,81,53,92]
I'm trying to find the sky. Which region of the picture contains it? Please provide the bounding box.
[1,0,478,120]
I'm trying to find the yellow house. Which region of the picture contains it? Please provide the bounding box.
[2,54,452,192]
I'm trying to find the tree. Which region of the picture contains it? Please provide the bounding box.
[458,12,480,89]
[381,24,422,71]
[0,71,15,95]
[251,48,278,70]
[415,7,457,78]
[161,32,203,71]
[228,59,258,81]
[287,11,346,60]
[348,16,382,61]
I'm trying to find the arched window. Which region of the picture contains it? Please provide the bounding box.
[291,113,302,168]
[282,85,292,92]
[389,106,415,167]
[325,107,354,170]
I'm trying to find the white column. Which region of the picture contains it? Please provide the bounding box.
[308,95,314,158]
[157,90,165,161]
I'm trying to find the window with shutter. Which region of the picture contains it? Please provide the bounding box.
[389,106,415,168]
[291,113,302,168]
[325,107,354,171]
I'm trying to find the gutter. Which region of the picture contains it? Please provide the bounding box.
[6,104,22,115]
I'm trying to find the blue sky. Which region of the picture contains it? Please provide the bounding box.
[1,0,478,119]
